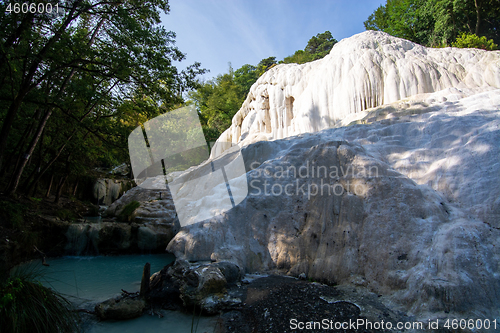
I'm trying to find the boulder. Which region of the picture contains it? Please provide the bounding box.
[179,265,227,311]
[103,186,180,252]
[95,297,146,320]
[148,260,242,314]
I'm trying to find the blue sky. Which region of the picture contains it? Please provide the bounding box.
[161,0,384,80]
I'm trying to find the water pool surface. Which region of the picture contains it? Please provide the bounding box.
[17,254,218,333]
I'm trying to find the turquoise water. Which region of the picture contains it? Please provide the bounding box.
[17,255,218,333]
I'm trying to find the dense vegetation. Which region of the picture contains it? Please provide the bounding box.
[189,31,337,142]
[0,269,80,333]
[0,1,207,329]
[364,0,499,49]
[0,0,205,197]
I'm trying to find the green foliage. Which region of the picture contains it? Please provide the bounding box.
[189,68,248,141]
[452,32,498,50]
[190,32,338,142]
[56,209,77,221]
[305,31,338,59]
[364,0,500,47]
[282,31,337,64]
[0,271,79,333]
[0,0,206,196]
[0,200,24,229]
[234,64,260,97]
[119,201,141,222]
[257,57,278,72]
[282,49,315,64]
[364,5,389,31]
[364,0,434,45]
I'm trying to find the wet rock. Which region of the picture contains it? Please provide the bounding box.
[95,297,146,320]
[149,260,243,314]
[213,261,242,284]
[104,186,180,251]
[93,178,134,206]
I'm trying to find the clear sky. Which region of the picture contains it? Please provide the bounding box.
[161,0,384,80]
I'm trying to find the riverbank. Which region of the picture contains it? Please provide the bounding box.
[0,194,98,279]
[202,274,418,333]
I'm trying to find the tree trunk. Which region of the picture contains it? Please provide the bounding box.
[72,179,79,197]
[0,94,30,170]
[0,108,41,179]
[6,17,107,194]
[26,130,77,195]
[8,109,52,195]
[46,174,54,198]
[474,0,481,35]
[0,0,83,169]
[54,175,68,204]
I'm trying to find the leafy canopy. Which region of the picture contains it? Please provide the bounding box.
[282,31,337,64]
[0,0,206,195]
[364,0,500,48]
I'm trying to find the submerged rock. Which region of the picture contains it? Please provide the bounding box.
[95,297,146,320]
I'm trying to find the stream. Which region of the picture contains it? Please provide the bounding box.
[16,254,218,333]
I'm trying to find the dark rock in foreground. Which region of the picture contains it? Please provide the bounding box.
[95,297,146,320]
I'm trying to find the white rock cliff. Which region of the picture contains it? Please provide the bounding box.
[112,31,500,319]
[213,30,500,156]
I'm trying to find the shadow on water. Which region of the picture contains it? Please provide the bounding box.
[16,254,218,333]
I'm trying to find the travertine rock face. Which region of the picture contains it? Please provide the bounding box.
[93,178,134,205]
[117,31,500,318]
[166,31,500,318]
[213,31,500,156]
[168,134,500,318]
[104,186,180,250]
[95,297,146,320]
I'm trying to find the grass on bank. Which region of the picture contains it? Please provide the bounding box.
[0,266,80,333]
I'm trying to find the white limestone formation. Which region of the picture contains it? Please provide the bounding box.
[165,32,500,318]
[112,31,500,319]
[213,30,500,156]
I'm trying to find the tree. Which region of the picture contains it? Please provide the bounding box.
[305,31,338,59]
[364,0,500,47]
[364,5,390,31]
[0,0,206,195]
[281,31,337,64]
[257,56,278,73]
[452,32,498,50]
[234,64,260,97]
[189,69,244,141]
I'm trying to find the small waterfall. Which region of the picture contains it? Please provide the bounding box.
[65,224,101,255]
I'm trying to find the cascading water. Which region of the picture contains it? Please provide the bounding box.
[65,223,101,255]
